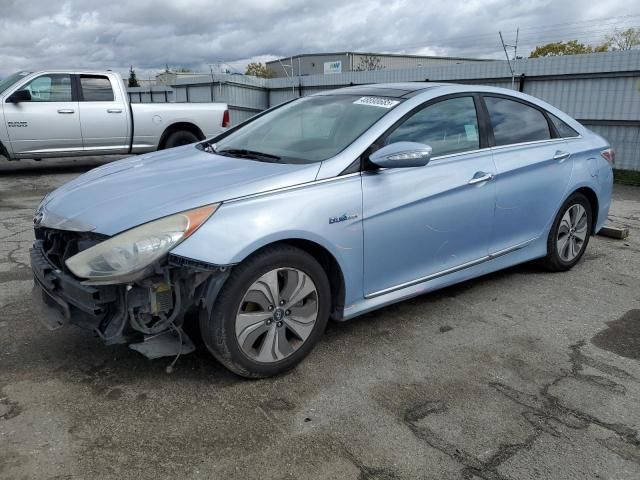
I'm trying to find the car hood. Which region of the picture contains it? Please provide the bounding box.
[40,145,321,235]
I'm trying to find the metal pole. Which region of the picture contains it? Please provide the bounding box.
[208,64,215,102]
[513,28,519,90]
[499,31,515,90]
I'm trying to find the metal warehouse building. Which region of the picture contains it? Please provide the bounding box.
[266,52,491,77]
[130,49,640,171]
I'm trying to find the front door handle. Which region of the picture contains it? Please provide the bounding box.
[468,172,494,185]
[554,150,571,162]
[107,108,123,113]
[57,109,75,114]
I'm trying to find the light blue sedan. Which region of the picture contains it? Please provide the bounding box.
[31,83,614,377]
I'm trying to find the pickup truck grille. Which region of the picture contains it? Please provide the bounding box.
[34,227,106,274]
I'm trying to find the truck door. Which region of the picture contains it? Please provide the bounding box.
[3,73,83,158]
[77,74,129,153]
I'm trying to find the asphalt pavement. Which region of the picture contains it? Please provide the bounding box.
[1,156,639,479]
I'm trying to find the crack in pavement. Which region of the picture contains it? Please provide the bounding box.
[5,244,31,270]
[0,228,33,241]
[402,341,640,480]
[340,445,400,480]
[0,395,22,421]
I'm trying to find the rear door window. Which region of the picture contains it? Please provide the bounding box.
[80,75,114,101]
[484,96,551,146]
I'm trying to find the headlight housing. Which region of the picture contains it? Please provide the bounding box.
[65,204,219,283]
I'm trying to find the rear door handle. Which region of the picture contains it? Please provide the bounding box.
[468,172,494,185]
[553,150,571,162]
[107,108,122,113]
[57,109,74,114]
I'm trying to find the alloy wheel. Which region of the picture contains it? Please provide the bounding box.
[235,268,318,363]
[557,204,588,262]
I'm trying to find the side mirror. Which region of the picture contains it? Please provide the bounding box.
[369,141,432,168]
[7,89,31,103]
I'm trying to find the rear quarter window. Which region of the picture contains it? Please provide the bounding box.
[548,113,579,138]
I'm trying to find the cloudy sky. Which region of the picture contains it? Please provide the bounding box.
[1,0,639,79]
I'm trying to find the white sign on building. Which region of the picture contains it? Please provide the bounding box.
[324,61,342,74]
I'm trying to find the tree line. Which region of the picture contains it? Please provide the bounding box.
[529,27,639,57]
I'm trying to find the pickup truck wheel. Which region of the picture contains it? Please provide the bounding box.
[200,245,331,378]
[164,130,199,149]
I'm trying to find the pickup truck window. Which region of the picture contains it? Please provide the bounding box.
[23,74,73,102]
[0,71,32,94]
[80,75,114,101]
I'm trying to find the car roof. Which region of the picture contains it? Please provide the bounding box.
[315,82,448,99]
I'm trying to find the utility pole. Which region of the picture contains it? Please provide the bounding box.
[291,56,295,97]
[499,28,519,90]
[278,57,296,97]
[207,64,216,102]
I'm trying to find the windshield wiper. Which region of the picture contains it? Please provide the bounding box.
[216,148,281,161]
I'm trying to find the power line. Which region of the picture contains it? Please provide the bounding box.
[503,14,640,34]
[371,26,640,59]
[349,14,640,55]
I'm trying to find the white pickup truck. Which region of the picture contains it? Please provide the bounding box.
[0,70,229,160]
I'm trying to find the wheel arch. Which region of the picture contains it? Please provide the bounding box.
[158,122,205,149]
[241,238,347,321]
[572,186,599,234]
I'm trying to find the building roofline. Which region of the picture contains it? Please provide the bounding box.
[266,51,492,64]
[158,71,208,75]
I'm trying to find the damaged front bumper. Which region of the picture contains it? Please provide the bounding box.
[31,245,119,331]
[30,241,229,360]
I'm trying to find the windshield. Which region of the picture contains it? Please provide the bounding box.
[212,94,402,164]
[0,71,31,95]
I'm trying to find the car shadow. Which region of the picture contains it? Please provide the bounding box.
[325,261,546,339]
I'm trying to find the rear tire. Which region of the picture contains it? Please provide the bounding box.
[200,245,331,378]
[541,192,592,272]
[163,130,199,149]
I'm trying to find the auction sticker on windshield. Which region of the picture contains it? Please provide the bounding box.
[353,97,400,108]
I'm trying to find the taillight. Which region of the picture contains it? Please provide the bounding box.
[222,110,230,128]
[601,148,615,165]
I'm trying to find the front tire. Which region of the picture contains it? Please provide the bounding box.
[200,245,331,378]
[542,192,592,272]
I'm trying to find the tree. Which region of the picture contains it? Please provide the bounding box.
[127,65,140,87]
[354,55,385,71]
[529,40,608,58]
[593,43,610,53]
[174,67,193,73]
[245,62,275,78]
[606,28,640,50]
